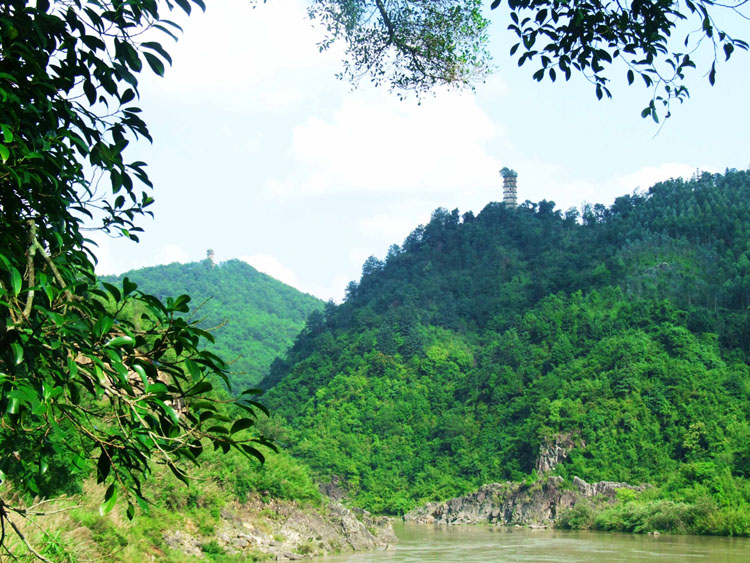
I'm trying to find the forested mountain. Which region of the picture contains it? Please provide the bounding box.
[262,169,750,522]
[105,259,323,387]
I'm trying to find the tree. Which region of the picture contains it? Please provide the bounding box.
[311,0,492,94]
[311,0,749,120]
[0,1,271,556]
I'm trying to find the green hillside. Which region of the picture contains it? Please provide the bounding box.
[105,259,324,388]
[261,169,750,529]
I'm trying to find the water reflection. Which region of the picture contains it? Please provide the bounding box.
[318,522,750,562]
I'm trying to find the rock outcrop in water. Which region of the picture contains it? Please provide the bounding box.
[404,476,647,527]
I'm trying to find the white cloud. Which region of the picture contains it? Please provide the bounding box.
[155,243,190,265]
[359,212,422,243]
[89,233,119,276]
[241,253,301,288]
[507,161,713,214]
[232,132,263,154]
[270,88,502,197]
[261,177,296,202]
[608,163,702,195]
[241,254,350,301]
[143,0,340,111]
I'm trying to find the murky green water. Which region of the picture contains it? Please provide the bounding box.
[318,522,750,562]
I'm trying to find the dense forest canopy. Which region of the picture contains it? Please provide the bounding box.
[263,169,750,516]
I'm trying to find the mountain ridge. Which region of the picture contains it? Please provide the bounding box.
[260,169,750,529]
[104,258,324,388]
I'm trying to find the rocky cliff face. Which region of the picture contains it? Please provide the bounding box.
[404,476,646,527]
[163,496,396,560]
[535,433,585,474]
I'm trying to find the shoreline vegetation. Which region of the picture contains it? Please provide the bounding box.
[5,471,746,562]
[405,475,750,537]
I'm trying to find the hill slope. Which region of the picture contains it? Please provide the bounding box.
[106,259,324,387]
[261,169,750,521]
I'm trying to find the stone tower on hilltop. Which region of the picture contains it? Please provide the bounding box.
[500,167,518,207]
[206,249,215,267]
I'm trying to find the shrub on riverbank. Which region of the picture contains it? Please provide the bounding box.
[558,492,750,536]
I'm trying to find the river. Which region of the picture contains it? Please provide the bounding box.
[318,522,750,562]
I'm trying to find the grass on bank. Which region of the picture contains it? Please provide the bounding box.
[2,447,321,562]
[557,463,750,536]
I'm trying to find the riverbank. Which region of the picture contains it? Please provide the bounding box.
[404,476,750,537]
[3,471,396,561]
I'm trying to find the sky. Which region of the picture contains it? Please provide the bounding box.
[93,0,750,301]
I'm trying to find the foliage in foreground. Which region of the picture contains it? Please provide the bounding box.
[313,0,750,120]
[0,1,272,555]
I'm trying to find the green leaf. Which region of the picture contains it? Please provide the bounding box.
[67,356,78,377]
[145,382,168,395]
[97,450,111,482]
[99,484,118,516]
[167,462,189,486]
[724,43,734,61]
[143,52,165,77]
[184,359,202,382]
[174,0,192,15]
[240,444,265,464]
[0,144,9,163]
[231,418,255,434]
[141,42,173,66]
[102,282,122,302]
[186,380,212,396]
[10,266,21,296]
[190,400,217,412]
[122,277,137,296]
[94,315,114,339]
[172,294,191,312]
[83,79,97,105]
[136,495,149,514]
[154,399,179,425]
[1,124,13,143]
[5,396,19,415]
[10,342,23,366]
[133,363,148,387]
[243,399,270,418]
[126,502,136,520]
[104,335,135,348]
[68,382,81,405]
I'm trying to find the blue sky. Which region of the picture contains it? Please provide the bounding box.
[93,0,750,301]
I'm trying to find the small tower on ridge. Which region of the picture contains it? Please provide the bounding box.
[206,249,215,267]
[500,167,518,207]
